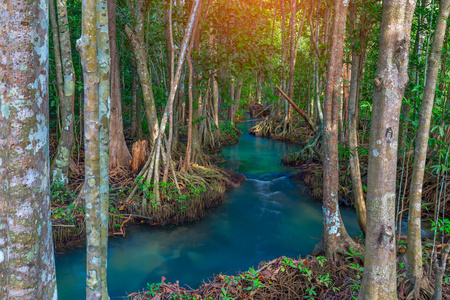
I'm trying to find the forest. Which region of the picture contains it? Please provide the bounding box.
[1,0,450,299]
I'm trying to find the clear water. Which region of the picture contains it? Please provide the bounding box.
[55,121,360,299]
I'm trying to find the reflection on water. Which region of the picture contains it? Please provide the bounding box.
[55,121,360,299]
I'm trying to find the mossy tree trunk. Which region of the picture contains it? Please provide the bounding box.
[0,0,58,298]
[77,0,110,298]
[406,0,450,296]
[359,0,416,298]
[97,0,111,298]
[52,0,76,185]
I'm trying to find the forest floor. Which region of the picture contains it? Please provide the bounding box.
[50,121,244,250]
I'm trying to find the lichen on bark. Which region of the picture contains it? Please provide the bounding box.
[0,0,58,298]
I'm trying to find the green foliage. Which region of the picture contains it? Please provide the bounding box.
[444,271,450,286]
[304,286,316,299]
[51,180,76,205]
[430,218,450,235]
[344,248,363,261]
[137,176,207,211]
[317,273,332,288]
[146,282,163,297]
[219,121,238,137]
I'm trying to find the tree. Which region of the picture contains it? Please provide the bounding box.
[359,0,417,298]
[77,0,111,297]
[108,0,132,170]
[52,0,76,185]
[125,0,160,144]
[0,0,58,298]
[347,0,367,235]
[406,0,450,297]
[315,0,357,259]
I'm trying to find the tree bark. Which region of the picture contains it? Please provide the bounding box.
[125,0,159,144]
[130,61,138,138]
[49,0,65,134]
[433,241,450,300]
[77,0,110,297]
[278,0,287,116]
[52,0,76,185]
[348,0,366,236]
[231,77,243,127]
[286,0,307,118]
[406,0,450,296]
[0,0,58,298]
[97,0,110,298]
[108,0,132,170]
[315,0,356,260]
[359,0,417,298]
[348,51,367,236]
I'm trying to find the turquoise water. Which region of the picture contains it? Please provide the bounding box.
[55,121,360,299]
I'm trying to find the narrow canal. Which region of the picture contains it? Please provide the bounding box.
[55,121,360,299]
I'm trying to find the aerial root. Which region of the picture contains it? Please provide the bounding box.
[402,276,434,300]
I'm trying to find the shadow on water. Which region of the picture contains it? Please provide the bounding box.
[55,121,361,299]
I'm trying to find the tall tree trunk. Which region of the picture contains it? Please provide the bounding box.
[52,0,76,185]
[231,77,243,127]
[77,0,110,297]
[125,0,159,144]
[108,0,132,170]
[433,242,450,300]
[278,0,287,116]
[359,0,416,298]
[347,0,366,236]
[406,0,450,296]
[286,0,307,119]
[256,71,263,104]
[130,61,138,138]
[185,41,195,171]
[348,51,366,235]
[315,0,356,259]
[286,0,296,119]
[0,1,58,297]
[342,61,349,143]
[186,18,204,168]
[49,0,65,134]
[311,15,324,126]
[97,0,110,298]
[399,0,426,152]
[228,77,235,122]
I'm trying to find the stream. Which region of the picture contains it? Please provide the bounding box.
[55,121,361,299]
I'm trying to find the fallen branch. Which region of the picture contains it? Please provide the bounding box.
[254,104,272,118]
[276,85,316,132]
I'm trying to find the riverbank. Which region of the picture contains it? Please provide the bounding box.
[250,116,450,218]
[127,241,450,299]
[51,121,244,250]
